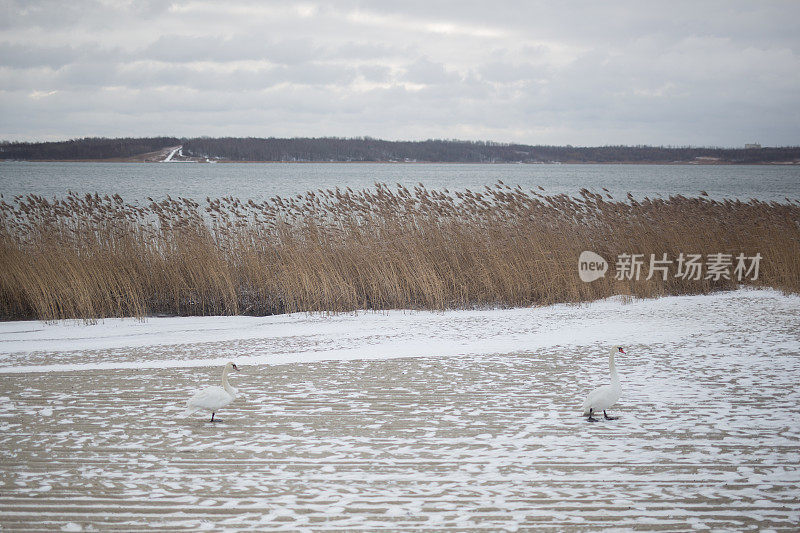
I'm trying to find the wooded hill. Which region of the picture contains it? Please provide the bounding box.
[0,137,181,161]
[2,136,799,164]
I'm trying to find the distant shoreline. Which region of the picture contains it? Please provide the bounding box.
[3,159,798,165]
[4,137,799,165]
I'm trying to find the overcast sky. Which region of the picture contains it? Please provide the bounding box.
[1,1,799,146]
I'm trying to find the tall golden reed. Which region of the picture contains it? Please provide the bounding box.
[1,183,798,320]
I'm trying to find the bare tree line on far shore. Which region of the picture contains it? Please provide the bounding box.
[2,137,799,163]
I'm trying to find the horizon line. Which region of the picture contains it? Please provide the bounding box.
[1,136,795,150]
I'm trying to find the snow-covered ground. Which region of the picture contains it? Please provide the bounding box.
[1,289,799,530]
[162,145,181,162]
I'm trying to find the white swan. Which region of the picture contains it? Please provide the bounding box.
[582,346,625,422]
[183,362,239,422]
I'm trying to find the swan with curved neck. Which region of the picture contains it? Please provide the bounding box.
[184,362,239,422]
[582,347,625,422]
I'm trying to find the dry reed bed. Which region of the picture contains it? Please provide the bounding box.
[1,183,798,321]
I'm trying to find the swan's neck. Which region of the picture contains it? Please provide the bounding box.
[221,366,235,395]
[609,351,620,387]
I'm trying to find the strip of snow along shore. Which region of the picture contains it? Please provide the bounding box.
[0,288,797,374]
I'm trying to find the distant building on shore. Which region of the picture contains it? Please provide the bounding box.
[745,143,762,149]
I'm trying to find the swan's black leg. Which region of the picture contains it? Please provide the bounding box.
[211,412,215,422]
[604,410,619,420]
[587,408,598,422]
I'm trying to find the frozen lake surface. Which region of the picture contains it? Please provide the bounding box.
[1,289,799,530]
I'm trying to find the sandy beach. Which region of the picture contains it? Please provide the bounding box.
[1,290,798,530]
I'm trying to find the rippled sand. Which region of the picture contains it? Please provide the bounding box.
[1,290,799,531]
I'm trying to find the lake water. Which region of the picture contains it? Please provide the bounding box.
[1,161,799,202]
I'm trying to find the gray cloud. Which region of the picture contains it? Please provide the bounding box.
[358,64,391,83]
[403,58,460,85]
[1,0,798,145]
[142,35,320,65]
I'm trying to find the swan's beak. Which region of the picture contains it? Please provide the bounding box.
[619,349,626,354]
[232,364,239,371]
